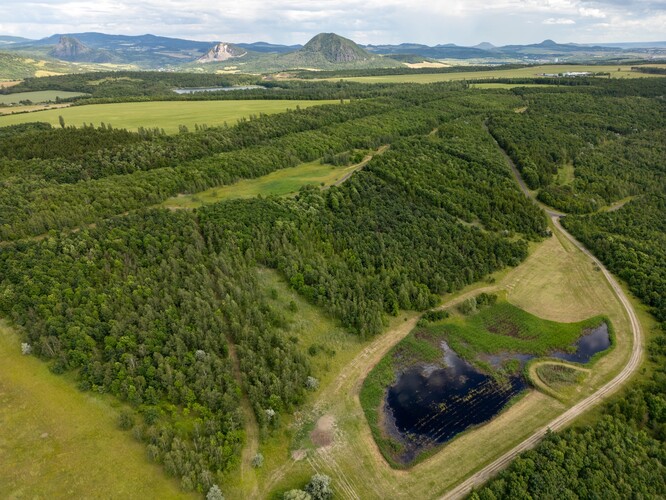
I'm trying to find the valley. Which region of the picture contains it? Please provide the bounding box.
[0,27,664,500]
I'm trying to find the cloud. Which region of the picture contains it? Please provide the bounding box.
[543,18,577,25]
[0,0,663,45]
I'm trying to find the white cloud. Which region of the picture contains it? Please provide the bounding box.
[543,18,577,24]
[0,0,663,45]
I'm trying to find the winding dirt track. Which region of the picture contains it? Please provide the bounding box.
[439,129,644,500]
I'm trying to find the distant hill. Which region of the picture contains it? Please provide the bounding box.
[2,31,665,74]
[0,36,33,45]
[49,36,114,63]
[197,43,247,63]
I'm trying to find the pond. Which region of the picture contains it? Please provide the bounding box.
[551,322,610,363]
[384,342,526,464]
[172,85,266,94]
[382,323,611,464]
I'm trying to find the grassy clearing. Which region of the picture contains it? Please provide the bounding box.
[555,162,575,185]
[537,363,584,387]
[0,320,190,499]
[163,160,351,209]
[0,90,88,105]
[316,64,665,84]
[527,360,589,402]
[0,99,340,134]
[431,300,606,360]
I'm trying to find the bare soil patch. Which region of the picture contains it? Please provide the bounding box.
[311,414,336,448]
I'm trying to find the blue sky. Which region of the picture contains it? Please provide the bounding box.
[0,0,664,45]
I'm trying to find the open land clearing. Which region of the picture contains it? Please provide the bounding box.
[0,99,339,133]
[162,147,386,209]
[0,321,191,499]
[316,64,666,84]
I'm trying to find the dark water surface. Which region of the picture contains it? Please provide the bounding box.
[383,323,611,463]
[384,342,526,463]
[552,323,610,363]
[173,85,266,94]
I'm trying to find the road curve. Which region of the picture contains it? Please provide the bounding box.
[440,129,644,500]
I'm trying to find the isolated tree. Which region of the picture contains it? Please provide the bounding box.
[283,490,311,500]
[58,115,65,129]
[305,474,332,500]
[206,484,225,500]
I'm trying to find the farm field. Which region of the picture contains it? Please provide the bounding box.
[0,320,190,499]
[0,99,339,133]
[317,64,666,84]
[0,90,88,105]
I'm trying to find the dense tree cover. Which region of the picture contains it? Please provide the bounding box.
[199,122,543,336]
[471,418,665,499]
[0,90,516,240]
[487,79,666,213]
[0,210,310,491]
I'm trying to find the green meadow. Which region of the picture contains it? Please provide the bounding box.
[318,64,666,84]
[162,160,360,209]
[0,99,339,133]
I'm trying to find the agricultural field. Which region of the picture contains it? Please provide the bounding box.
[318,64,666,84]
[0,99,339,133]
[0,90,88,105]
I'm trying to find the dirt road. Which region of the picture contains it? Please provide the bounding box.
[440,128,644,500]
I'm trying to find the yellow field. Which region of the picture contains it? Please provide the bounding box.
[0,99,341,134]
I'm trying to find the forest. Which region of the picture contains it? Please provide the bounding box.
[1,74,665,497]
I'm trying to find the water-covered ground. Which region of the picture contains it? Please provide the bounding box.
[382,323,610,464]
[173,85,265,94]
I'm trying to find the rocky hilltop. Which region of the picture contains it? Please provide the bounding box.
[49,35,112,62]
[197,42,247,63]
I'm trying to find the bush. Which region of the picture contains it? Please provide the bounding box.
[118,410,134,430]
[305,473,333,500]
[251,453,264,468]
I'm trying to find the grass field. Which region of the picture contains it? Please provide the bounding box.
[431,300,606,360]
[0,90,88,105]
[0,320,191,499]
[162,160,353,209]
[317,64,666,84]
[0,99,340,133]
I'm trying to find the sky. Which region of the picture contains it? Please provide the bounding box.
[0,0,665,46]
